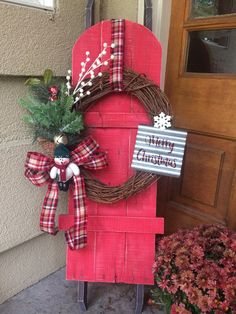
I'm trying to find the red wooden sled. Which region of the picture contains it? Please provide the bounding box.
[59,19,164,313]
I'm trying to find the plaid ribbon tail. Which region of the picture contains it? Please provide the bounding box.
[110,19,125,91]
[66,137,107,250]
[64,176,87,250]
[40,181,59,235]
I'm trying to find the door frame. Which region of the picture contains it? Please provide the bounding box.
[138,0,172,89]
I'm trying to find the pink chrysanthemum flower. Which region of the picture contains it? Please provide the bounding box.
[152,224,236,313]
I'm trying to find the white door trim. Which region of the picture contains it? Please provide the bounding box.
[138,0,172,89]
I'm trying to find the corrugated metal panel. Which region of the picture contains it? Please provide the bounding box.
[131,125,187,177]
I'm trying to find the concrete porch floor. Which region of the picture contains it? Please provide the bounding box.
[0,268,165,314]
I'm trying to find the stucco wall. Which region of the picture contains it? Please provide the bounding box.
[0,0,138,304]
[0,233,66,303]
[100,0,138,21]
[0,0,138,76]
[0,76,69,253]
[0,0,87,76]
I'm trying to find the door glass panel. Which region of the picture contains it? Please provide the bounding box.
[186,28,236,73]
[191,0,236,18]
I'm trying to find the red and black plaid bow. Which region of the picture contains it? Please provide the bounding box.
[24,137,107,250]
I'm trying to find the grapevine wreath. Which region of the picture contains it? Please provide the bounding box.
[74,69,172,203]
[21,46,172,204]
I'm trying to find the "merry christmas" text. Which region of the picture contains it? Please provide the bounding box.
[145,135,174,154]
[137,149,176,168]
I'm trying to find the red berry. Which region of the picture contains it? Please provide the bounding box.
[48,85,58,95]
[49,95,58,102]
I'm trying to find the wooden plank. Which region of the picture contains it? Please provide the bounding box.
[59,215,164,234]
[124,234,155,284]
[84,112,150,128]
[66,231,96,281]
[94,232,125,282]
[66,233,156,285]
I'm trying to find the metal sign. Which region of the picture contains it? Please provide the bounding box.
[131,125,187,177]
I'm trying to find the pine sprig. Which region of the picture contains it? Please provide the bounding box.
[60,113,84,134]
[19,69,84,145]
[29,84,50,103]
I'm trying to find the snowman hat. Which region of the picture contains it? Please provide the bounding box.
[54,144,70,158]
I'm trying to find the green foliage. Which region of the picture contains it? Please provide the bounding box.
[192,0,217,18]
[25,78,41,86]
[151,286,203,314]
[19,70,84,144]
[29,83,50,103]
[43,69,53,86]
[151,287,173,314]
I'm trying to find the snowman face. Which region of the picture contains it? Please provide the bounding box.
[54,157,70,165]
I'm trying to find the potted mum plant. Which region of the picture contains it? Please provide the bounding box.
[152,224,236,314]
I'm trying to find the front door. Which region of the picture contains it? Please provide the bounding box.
[158,0,236,233]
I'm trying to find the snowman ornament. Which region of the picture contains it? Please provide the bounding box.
[50,143,80,191]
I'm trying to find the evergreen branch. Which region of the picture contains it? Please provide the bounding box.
[19,70,85,143]
[60,112,84,134]
[29,84,50,103]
